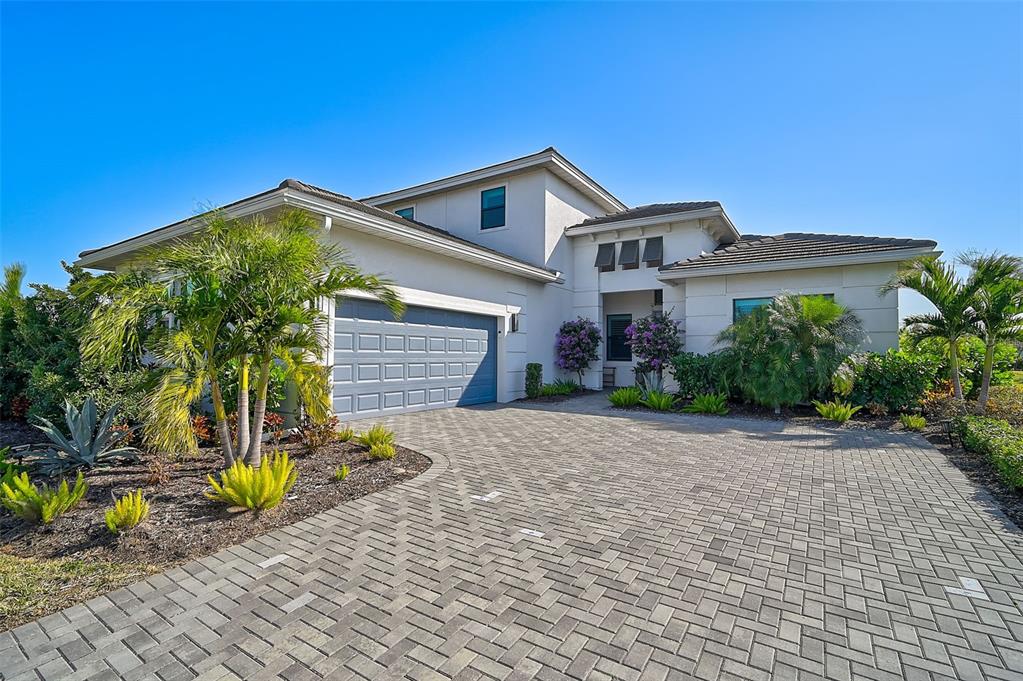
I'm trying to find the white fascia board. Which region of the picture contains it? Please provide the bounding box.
[75,190,286,269]
[280,190,562,284]
[565,207,734,238]
[362,150,626,213]
[655,247,941,281]
[344,285,520,318]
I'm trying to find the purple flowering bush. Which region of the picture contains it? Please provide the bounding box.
[555,318,601,384]
[625,312,683,374]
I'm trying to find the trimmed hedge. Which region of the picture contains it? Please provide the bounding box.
[955,416,1023,490]
[849,350,934,413]
[669,352,723,399]
[525,363,542,399]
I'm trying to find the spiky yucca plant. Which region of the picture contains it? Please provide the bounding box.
[206,450,297,511]
[1,471,87,524]
[105,490,150,534]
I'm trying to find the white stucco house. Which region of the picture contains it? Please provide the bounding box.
[77,147,938,418]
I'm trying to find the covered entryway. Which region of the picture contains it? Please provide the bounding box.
[333,298,498,417]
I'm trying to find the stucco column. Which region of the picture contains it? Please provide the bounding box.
[661,280,686,393]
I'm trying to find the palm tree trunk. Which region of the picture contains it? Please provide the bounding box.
[210,379,234,467]
[236,356,250,456]
[244,359,272,467]
[977,339,996,411]
[949,338,964,401]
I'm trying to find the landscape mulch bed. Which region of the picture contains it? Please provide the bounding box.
[0,435,430,631]
[517,388,601,404]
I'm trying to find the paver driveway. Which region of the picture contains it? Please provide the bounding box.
[4,394,1023,681]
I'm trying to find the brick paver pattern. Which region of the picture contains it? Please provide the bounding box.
[4,393,1023,680]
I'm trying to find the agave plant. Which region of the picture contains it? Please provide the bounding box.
[30,397,139,475]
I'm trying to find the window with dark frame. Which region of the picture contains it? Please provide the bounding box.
[619,240,640,270]
[594,243,616,272]
[654,289,663,306]
[642,237,663,268]
[606,314,632,361]
[480,186,506,229]
[395,207,414,220]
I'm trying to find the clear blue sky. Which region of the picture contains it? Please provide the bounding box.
[2,2,1020,320]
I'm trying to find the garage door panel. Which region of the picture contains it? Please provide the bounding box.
[333,299,497,418]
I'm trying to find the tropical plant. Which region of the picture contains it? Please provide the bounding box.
[368,443,396,460]
[333,464,350,481]
[338,425,355,442]
[958,253,1023,410]
[637,370,665,396]
[986,384,1023,426]
[83,209,402,468]
[357,424,395,449]
[525,363,543,399]
[955,416,1023,489]
[683,393,729,415]
[625,312,683,375]
[539,380,577,397]
[205,450,297,511]
[298,414,340,453]
[669,352,725,399]
[29,397,139,475]
[608,386,643,407]
[0,447,26,488]
[847,350,936,413]
[0,471,87,524]
[717,294,864,413]
[0,263,26,419]
[812,399,862,424]
[899,414,927,432]
[555,318,601,385]
[104,490,150,534]
[641,390,677,411]
[882,257,981,401]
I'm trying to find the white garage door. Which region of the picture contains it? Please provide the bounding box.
[333,299,498,417]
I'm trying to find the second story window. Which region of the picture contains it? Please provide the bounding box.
[481,186,506,229]
[395,207,414,220]
[619,240,640,270]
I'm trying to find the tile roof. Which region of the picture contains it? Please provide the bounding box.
[660,232,938,273]
[568,202,722,229]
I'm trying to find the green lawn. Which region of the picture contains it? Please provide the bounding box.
[0,554,155,631]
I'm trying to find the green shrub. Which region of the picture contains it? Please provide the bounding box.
[205,450,297,511]
[538,380,577,397]
[683,393,729,415]
[717,295,864,412]
[812,400,862,424]
[357,424,395,449]
[608,386,642,407]
[641,390,677,411]
[104,490,149,534]
[848,350,934,413]
[902,334,1017,398]
[333,464,350,481]
[899,414,927,432]
[955,416,1023,489]
[29,397,140,476]
[525,363,543,399]
[669,352,725,398]
[1,471,87,524]
[337,425,355,442]
[368,443,396,460]
[986,384,1023,426]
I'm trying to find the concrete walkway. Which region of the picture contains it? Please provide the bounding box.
[4,394,1023,680]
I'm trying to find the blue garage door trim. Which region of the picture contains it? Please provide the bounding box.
[333,299,498,417]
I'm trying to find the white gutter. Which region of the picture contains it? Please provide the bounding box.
[656,247,941,281]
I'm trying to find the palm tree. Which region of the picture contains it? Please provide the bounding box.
[960,252,1023,410]
[882,256,980,401]
[717,293,864,413]
[229,209,403,466]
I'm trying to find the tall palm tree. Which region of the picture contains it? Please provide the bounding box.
[230,209,403,466]
[960,252,1023,410]
[882,256,980,401]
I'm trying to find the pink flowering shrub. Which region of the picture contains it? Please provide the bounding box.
[625,312,683,374]
[555,318,601,384]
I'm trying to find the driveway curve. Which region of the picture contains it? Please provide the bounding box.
[4,394,1023,680]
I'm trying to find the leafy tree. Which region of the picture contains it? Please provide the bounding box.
[717,294,864,412]
[959,252,1023,410]
[882,257,980,401]
[0,263,26,418]
[555,318,601,385]
[625,311,683,375]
